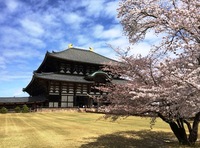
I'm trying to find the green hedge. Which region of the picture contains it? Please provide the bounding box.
[0,107,8,114]
[22,105,29,113]
[14,106,21,113]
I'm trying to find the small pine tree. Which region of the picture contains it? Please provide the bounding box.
[14,106,21,113]
[0,107,8,114]
[22,105,29,113]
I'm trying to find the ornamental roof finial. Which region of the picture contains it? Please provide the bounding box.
[68,43,73,48]
[89,47,94,52]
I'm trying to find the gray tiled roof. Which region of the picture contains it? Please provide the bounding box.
[112,79,128,84]
[35,73,127,84]
[35,73,94,84]
[48,48,118,65]
[34,73,127,84]
[0,96,46,104]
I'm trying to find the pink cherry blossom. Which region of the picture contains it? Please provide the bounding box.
[101,0,200,145]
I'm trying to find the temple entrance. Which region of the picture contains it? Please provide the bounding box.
[75,96,92,108]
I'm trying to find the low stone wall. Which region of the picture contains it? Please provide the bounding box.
[35,107,106,114]
[36,108,86,112]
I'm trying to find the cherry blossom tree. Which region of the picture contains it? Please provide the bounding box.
[101,0,200,145]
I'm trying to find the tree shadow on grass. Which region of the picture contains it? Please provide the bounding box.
[80,130,199,148]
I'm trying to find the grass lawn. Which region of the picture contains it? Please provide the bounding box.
[0,112,199,148]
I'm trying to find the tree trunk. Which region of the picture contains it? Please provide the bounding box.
[169,121,189,145]
[157,112,200,145]
[188,112,200,145]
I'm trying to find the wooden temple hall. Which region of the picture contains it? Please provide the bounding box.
[0,47,125,109]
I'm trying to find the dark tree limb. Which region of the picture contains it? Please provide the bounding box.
[183,119,192,134]
[189,112,200,144]
[158,113,189,145]
[157,112,170,123]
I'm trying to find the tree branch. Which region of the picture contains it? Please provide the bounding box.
[157,112,171,123]
[183,119,192,134]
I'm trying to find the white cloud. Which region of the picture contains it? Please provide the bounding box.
[20,18,45,37]
[107,36,129,48]
[82,0,105,18]
[62,12,87,29]
[13,88,28,97]
[0,78,30,97]
[101,25,122,39]
[77,35,91,45]
[0,13,6,23]
[28,38,46,48]
[46,31,65,41]
[104,1,119,19]
[5,0,20,12]
[81,0,119,20]
[93,24,104,37]
[0,26,24,47]
[0,26,46,49]
[42,13,60,27]
[2,48,42,59]
[0,75,31,81]
[107,36,152,57]
[96,46,117,60]
[0,70,31,81]
[58,39,70,50]
[93,24,122,39]
[0,57,6,69]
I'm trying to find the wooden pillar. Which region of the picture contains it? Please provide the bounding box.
[58,82,62,107]
[74,83,76,107]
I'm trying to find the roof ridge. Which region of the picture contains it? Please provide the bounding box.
[50,47,118,62]
[51,47,89,54]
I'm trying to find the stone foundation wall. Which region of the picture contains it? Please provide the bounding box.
[36,108,86,112]
[35,107,103,114]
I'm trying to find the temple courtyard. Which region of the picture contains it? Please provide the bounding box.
[0,112,199,148]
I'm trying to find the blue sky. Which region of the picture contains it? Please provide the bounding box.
[0,0,154,97]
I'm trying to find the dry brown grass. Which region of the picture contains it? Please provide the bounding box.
[0,112,199,148]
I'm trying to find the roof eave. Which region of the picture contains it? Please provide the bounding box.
[35,51,50,73]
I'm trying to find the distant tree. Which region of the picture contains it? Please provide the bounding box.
[22,105,29,113]
[0,107,8,114]
[101,0,200,146]
[14,106,21,113]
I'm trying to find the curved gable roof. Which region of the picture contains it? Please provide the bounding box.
[36,47,118,73]
[48,48,118,65]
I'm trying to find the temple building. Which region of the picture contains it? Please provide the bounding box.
[0,47,125,109]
